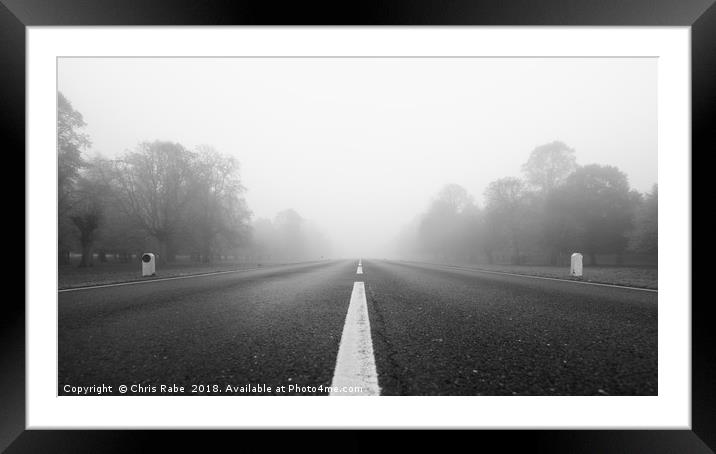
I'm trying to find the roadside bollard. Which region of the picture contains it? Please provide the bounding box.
[142,253,156,277]
[570,252,583,278]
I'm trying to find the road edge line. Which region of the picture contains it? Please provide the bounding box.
[58,261,326,293]
[396,260,658,293]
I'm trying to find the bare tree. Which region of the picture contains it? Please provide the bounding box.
[109,141,195,264]
[629,184,658,255]
[522,141,577,193]
[484,177,529,265]
[69,158,109,267]
[57,92,91,265]
[188,146,250,262]
[70,204,102,268]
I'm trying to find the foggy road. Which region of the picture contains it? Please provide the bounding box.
[58,259,657,396]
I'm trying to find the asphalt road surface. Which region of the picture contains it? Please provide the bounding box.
[58,259,657,396]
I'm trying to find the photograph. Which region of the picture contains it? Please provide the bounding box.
[57,56,658,397]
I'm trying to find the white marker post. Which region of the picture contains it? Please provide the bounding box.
[142,253,156,277]
[570,252,583,278]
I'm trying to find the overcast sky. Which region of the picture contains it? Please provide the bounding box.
[58,57,657,258]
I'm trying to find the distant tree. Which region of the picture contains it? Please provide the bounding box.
[394,215,423,260]
[435,184,473,213]
[274,209,305,261]
[69,200,101,268]
[218,197,252,259]
[108,141,195,264]
[247,218,278,261]
[57,92,91,264]
[521,141,578,264]
[302,221,333,260]
[90,156,148,262]
[188,146,251,263]
[399,144,649,268]
[418,184,476,261]
[418,206,448,260]
[95,204,149,262]
[630,184,658,255]
[58,92,91,213]
[459,202,485,263]
[484,177,529,264]
[521,141,577,193]
[542,190,580,264]
[69,158,110,267]
[244,210,330,262]
[556,164,638,265]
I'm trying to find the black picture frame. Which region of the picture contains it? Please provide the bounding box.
[5,0,709,451]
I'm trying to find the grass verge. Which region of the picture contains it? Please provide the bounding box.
[58,260,289,290]
[429,262,658,290]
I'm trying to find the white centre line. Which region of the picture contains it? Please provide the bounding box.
[356,265,363,274]
[330,281,380,396]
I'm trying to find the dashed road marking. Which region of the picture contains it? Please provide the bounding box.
[330,281,380,396]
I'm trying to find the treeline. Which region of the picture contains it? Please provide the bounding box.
[245,210,332,262]
[396,141,657,266]
[58,92,330,266]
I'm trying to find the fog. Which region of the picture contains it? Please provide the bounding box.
[58,57,656,259]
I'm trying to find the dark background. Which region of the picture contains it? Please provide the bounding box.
[4,0,711,451]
